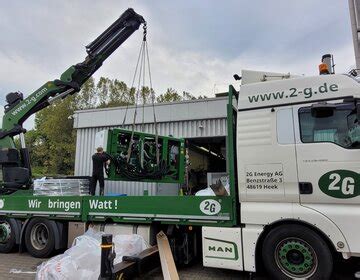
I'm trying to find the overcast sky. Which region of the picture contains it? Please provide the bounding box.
[0,1,355,129]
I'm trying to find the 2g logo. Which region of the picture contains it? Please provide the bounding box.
[200,199,221,215]
[328,173,355,195]
[319,170,360,199]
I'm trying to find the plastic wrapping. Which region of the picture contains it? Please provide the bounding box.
[195,187,216,196]
[36,228,147,280]
[195,175,230,196]
[34,178,89,196]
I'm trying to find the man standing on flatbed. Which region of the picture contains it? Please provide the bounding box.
[90,147,111,196]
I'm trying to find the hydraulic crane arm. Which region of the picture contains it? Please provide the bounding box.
[0,8,145,192]
[0,8,145,145]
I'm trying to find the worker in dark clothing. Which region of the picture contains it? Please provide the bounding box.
[90,147,111,196]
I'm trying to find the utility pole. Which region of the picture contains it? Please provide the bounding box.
[349,0,360,69]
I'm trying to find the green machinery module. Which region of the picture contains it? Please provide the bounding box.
[97,129,185,184]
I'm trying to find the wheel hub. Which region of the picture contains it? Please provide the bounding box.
[276,239,316,277]
[0,223,11,243]
[286,249,305,265]
[30,223,49,251]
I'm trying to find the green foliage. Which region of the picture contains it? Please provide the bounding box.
[108,80,133,107]
[182,91,197,100]
[156,88,182,103]
[23,130,50,171]
[28,76,203,175]
[34,95,75,175]
[75,77,96,110]
[97,77,113,108]
[96,78,136,108]
[156,88,201,103]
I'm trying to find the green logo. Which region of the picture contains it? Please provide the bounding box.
[319,170,360,199]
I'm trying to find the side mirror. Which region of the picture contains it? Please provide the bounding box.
[311,103,335,118]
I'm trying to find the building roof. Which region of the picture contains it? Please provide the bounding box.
[73,96,228,129]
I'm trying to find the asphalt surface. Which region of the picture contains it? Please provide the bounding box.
[0,252,252,280]
[0,252,359,279]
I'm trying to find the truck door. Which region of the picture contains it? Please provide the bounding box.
[238,106,299,203]
[293,100,360,252]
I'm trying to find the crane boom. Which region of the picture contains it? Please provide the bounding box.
[0,8,145,192]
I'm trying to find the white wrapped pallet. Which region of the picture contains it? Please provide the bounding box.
[34,178,90,196]
[36,228,148,280]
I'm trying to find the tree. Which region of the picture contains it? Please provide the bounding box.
[75,77,97,110]
[156,88,182,103]
[27,75,203,175]
[96,77,112,108]
[24,130,50,176]
[182,91,197,100]
[139,86,152,105]
[33,96,76,175]
[156,89,200,103]
[27,77,135,175]
[108,79,133,107]
[96,78,136,108]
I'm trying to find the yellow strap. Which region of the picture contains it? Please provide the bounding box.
[100,244,113,249]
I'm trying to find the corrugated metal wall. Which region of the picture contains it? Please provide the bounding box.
[75,119,227,195]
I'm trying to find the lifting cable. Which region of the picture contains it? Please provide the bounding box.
[145,36,160,164]
[121,23,160,165]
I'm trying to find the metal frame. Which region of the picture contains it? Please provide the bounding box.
[106,128,185,184]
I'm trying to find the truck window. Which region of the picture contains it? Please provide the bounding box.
[298,102,360,149]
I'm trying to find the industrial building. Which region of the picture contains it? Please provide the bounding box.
[73,96,229,195]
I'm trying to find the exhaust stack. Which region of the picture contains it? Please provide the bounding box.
[319,54,335,75]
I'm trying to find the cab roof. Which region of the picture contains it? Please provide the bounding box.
[238,70,360,111]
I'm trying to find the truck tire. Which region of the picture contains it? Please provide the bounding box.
[262,224,333,280]
[0,218,18,253]
[24,218,57,258]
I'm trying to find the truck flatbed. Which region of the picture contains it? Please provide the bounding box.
[0,191,236,227]
[0,89,239,229]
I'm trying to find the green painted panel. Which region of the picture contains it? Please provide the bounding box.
[0,193,83,220]
[0,192,235,226]
[227,85,240,224]
[83,195,235,226]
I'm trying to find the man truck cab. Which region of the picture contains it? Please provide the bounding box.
[202,67,360,279]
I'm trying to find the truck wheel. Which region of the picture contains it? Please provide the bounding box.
[0,218,17,253]
[262,224,333,280]
[25,218,57,258]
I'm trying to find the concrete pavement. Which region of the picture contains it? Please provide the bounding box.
[0,252,358,279]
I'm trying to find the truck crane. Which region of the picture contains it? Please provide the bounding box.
[0,9,360,280]
[0,8,145,194]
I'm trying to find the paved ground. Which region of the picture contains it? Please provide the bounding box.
[0,252,254,280]
[0,252,46,280]
[0,252,359,279]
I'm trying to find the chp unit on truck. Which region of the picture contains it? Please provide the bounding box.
[0,9,359,280]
